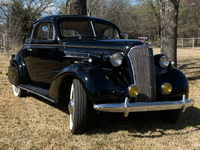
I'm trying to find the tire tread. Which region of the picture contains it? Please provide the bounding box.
[71,79,87,134]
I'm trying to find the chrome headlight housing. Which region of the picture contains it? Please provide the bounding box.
[159,55,169,68]
[110,53,123,67]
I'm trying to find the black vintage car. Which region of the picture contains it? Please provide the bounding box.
[8,15,194,134]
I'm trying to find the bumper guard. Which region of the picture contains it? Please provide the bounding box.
[93,95,194,117]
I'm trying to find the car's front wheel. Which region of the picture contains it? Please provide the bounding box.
[68,79,87,134]
[12,85,27,97]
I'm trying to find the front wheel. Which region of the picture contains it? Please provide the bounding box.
[68,79,87,134]
[12,85,27,97]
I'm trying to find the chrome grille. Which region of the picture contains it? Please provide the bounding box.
[128,47,156,102]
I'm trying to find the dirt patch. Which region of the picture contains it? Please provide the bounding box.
[0,48,200,149]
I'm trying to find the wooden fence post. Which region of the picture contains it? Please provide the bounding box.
[192,38,194,49]
[182,38,183,48]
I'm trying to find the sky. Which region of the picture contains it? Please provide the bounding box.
[130,0,138,5]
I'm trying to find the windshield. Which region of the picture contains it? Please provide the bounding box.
[60,21,120,40]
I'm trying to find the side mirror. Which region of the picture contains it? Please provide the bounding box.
[124,33,128,39]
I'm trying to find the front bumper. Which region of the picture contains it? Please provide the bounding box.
[93,95,194,117]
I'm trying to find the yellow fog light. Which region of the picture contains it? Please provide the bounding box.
[161,83,172,95]
[128,85,139,97]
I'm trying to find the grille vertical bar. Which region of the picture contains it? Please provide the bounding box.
[128,47,156,102]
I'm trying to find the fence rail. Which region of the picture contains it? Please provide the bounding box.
[177,38,200,49]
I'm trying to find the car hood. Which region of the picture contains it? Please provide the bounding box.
[62,39,145,53]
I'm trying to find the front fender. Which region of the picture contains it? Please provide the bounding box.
[49,62,127,103]
[156,67,189,100]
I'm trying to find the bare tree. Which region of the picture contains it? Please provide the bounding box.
[160,0,179,67]
[68,0,87,15]
[0,0,55,53]
[87,0,130,33]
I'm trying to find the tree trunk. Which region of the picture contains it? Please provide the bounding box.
[69,0,87,15]
[160,0,179,67]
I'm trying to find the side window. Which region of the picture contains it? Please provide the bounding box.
[34,22,55,41]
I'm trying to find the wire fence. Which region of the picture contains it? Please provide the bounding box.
[177,38,200,49]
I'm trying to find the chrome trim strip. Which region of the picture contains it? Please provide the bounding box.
[63,44,121,50]
[24,44,121,50]
[19,86,58,104]
[127,47,136,84]
[93,95,194,117]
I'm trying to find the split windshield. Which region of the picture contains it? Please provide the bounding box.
[60,21,120,40]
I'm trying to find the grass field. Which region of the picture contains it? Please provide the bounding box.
[0,48,200,149]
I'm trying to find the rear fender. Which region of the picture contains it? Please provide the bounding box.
[8,54,30,85]
[49,62,124,103]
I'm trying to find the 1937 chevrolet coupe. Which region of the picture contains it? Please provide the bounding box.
[8,15,194,134]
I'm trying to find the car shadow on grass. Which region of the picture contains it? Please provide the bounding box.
[85,106,200,136]
[26,93,69,113]
[178,58,200,81]
[27,92,200,136]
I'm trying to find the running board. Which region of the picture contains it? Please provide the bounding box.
[18,84,58,104]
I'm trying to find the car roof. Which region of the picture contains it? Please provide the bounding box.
[36,15,115,25]
[35,15,121,36]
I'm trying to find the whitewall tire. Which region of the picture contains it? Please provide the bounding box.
[68,79,87,134]
[12,85,27,97]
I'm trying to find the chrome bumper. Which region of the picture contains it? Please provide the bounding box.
[93,95,194,117]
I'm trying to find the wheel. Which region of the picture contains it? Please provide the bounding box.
[12,85,27,97]
[160,109,182,123]
[68,79,87,134]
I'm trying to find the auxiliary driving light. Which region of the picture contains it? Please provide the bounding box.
[161,83,172,95]
[128,85,139,97]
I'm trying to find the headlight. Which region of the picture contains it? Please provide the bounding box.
[159,55,169,68]
[161,83,172,95]
[128,85,139,97]
[110,53,123,67]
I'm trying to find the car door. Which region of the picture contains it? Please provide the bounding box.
[28,22,61,88]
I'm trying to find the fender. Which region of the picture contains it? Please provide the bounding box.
[155,67,189,100]
[49,62,128,103]
[8,54,30,85]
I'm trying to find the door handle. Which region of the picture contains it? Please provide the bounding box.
[27,48,32,51]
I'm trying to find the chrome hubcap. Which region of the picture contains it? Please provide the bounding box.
[69,84,74,130]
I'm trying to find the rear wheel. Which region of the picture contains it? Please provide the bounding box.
[68,79,87,134]
[12,85,27,97]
